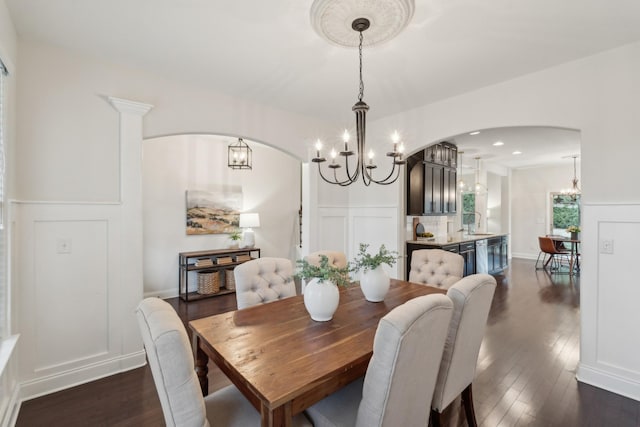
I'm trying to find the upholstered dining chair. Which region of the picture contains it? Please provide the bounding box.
[304,293,454,427]
[233,257,296,309]
[430,274,497,427]
[535,236,570,271]
[136,297,311,427]
[302,250,348,293]
[409,249,464,289]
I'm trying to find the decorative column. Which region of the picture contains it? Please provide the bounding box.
[108,97,153,356]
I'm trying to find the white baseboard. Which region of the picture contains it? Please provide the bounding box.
[577,363,640,402]
[1,383,21,427]
[511,252,538,260]
[19,350,146,402]
[144,288,177,299]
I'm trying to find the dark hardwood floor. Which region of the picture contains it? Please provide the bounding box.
[16,259,640,426]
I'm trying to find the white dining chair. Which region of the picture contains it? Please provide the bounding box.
[304,293,454,427]
[233,257,296,309]
[136,297,311,427]
[430,274,497,427]
[409,248,464,289]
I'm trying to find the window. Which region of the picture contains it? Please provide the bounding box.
[550,193,581,237]
[462,193,476,233]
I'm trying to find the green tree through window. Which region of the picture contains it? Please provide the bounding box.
[551,193,581,236]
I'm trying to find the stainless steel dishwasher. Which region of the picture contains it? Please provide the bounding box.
[475,239,488,274]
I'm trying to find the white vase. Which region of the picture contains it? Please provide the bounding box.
[360,266,390,302]
[303,278,340,321]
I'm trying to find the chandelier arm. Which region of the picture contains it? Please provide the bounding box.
[364,162,402,185]
[316,160,360,186]
[336,161,361,186]
[343,153,360,183]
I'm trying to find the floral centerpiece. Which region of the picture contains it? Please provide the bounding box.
[351,243,398,273]
[351,243,399,302]
[295,255,351,287]
[296,255,351,322]
[567,225,581,240]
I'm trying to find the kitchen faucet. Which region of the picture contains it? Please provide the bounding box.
[475,211,482,231]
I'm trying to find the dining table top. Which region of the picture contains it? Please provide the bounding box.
[189,279,446,425]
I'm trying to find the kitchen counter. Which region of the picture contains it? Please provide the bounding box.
[406,233,509,280]
[407,233,509,246]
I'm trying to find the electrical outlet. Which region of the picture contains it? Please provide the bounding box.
[600,239,614,254]
[56,238,72,254]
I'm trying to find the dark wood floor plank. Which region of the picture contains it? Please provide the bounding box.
[16,258,640,426]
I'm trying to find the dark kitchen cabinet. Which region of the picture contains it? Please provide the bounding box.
[406,141,458,216]
[406,156,425,216]
[487,237,508,274]
[500,236,509,270]
[459,242,476,277]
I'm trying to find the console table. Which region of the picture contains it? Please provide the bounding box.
[178,248,261,302]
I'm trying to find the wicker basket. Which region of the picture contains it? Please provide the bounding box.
[224,269,236,291]
[197,271,220,295]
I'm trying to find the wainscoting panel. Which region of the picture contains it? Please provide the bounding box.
[577,203,640,401]
[316,206,400,277]
[317,208,348,255]
[13,202,144,400]
[33,219,109,372]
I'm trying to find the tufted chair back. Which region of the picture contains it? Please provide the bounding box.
[304,251,348,269]
[431,274,496,426]
[409,249,464,289]
[233,257,296,309]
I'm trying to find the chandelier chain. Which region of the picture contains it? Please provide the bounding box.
[358,30,364,102]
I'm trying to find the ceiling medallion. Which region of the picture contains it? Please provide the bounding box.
[310,0,415,47]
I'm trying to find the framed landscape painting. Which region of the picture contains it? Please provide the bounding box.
[186,187,242,235]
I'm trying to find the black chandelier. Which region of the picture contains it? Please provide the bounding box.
[312,18,405,186]
[228,138,252,170]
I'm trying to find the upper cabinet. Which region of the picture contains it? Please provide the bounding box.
[406,142,458,216]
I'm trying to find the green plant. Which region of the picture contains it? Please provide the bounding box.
[567,225,581,233]
[351,243,398,273]
[295,255,351,287]
[229,230,242,241]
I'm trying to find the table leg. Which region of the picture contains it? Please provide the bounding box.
[192,335,209,396]
[260,402,292,427]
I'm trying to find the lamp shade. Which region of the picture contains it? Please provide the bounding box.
[239,213,260,229]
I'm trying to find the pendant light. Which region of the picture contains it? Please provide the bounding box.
[311,17,406,186]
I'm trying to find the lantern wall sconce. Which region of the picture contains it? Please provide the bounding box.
[228,138,252,170]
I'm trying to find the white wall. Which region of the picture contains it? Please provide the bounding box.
[365,41,640,400]
[511,164,581,258]
[0,0,20,424]
[143,134,301,298]
[11,39,332,402]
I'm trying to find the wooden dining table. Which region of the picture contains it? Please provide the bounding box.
[189,279,446,427]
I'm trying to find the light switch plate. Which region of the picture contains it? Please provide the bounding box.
[56,238,72,254]
[600,239,614,254]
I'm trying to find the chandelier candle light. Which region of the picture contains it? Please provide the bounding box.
[312,17,406,186]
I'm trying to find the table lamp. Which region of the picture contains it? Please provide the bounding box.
[239,213,260,248]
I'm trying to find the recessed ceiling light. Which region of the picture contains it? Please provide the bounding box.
[493,141,504,146]
[469,131,480,135]
[512,151,522,155]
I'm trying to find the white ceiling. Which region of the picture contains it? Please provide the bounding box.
[6,0,640,169]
